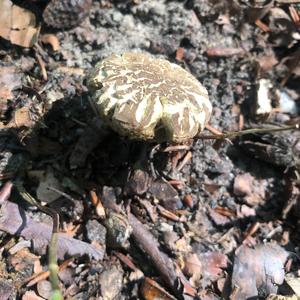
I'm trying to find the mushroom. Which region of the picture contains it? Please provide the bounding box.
[86,52,212,143]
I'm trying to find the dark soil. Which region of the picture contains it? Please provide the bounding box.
[1,0,300,299]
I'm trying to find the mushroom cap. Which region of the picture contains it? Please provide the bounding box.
[87,52,212,143]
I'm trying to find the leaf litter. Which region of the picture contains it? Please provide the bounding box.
[0,182,103,260]
[0,0,300,298]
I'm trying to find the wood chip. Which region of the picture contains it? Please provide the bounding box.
[0,0,40,47]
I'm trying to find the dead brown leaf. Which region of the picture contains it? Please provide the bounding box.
[183,194,194,208]
[124,168,152,196]
[140,277,177,300]
[201,251,228,278]
[148,179,180,210]
[1,106,34,129]
[0,0,40,47]
[0,186,104,260]
[62,222,80,238]
[90,190,106,218]
[231,243,289,299]
[182,253,202,287]
[33,259,43,274]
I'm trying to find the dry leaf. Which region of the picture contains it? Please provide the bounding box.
[148,179,180,210]
[182,253,202,287]
[0,181,13,203]
[0,197,104,260]
[183,253,202,277]
[140,277,177,300]
[201,251,228,278]
[0,0,40,47]
[231,243,289,299]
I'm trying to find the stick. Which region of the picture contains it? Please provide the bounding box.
[199,124,299,140]
[15,183,63,300]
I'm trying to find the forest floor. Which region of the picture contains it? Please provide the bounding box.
[0,0,300,299]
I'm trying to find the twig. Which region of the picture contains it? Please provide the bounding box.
[157,205,186,222]
[206,47,246,58]
[205,124,223,136]
[276,0,300,3]
[163,145,190,152]
[128,213,196,297]
[0,181,13,204]
[113,251,139,272]
[176,151,192,172]
[265,225,283,240]
[47,186,77,202]
[15,183,63,300]
[34,52,48,81]
[243,222,260,244]
[197,124,299,140]
[255,19,271,32]
[26,258,73,287]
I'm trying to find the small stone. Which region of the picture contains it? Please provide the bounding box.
[105,212,132,248]
[86,219,107,245]
[99,266,124,300]
[43,0,92,29]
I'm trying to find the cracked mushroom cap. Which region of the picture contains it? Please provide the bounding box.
[87,52,212,143]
